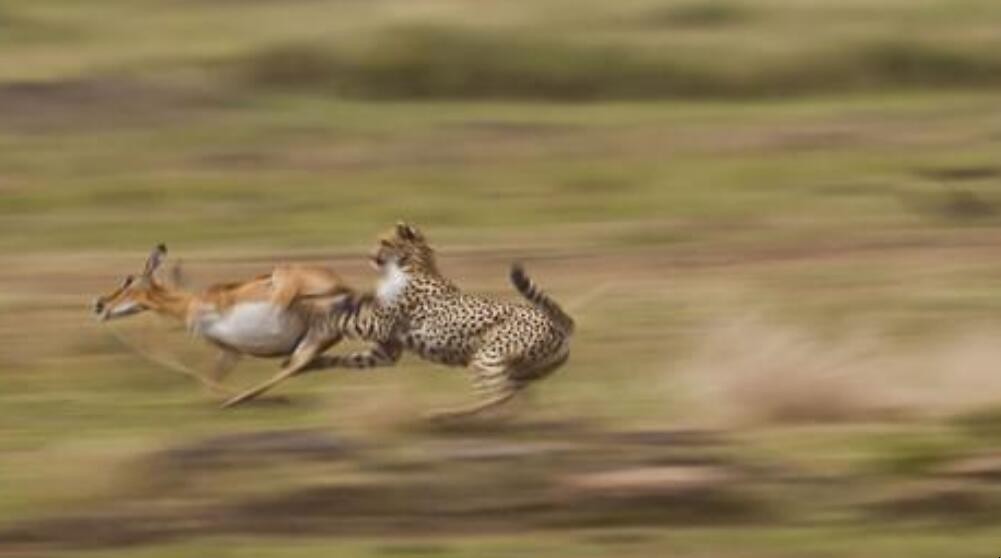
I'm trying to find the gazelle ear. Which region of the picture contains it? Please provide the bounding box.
[142,243,167,279]
[395,221,423,242]
[167,260,188,289]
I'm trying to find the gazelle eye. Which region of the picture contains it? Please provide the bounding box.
[122,275,135,287]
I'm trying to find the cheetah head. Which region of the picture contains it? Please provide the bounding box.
[371,221,438,275]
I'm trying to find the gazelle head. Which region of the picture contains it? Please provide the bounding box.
[93,244,169,321]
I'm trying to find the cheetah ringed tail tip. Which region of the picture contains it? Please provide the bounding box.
[509,263,575,334]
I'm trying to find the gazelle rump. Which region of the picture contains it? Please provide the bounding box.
[94,244,354,397]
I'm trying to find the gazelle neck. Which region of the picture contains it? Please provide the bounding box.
[145,286,198,323]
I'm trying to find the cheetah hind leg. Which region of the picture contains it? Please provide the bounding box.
[424,361,522,422]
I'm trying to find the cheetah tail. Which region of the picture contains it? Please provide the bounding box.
[510,263,575,334]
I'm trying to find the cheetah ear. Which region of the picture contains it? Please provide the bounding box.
[396,221,423,242]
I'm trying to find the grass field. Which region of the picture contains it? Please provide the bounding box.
[3,1,1001,556]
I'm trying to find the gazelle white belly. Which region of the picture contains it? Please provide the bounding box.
[196,302,306,356]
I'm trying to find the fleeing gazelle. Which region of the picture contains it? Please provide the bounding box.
[93,244,354,398]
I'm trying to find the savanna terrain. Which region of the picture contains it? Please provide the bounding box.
[3,1,1001,556]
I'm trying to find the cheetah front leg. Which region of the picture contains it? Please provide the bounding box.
[300,341,402,371]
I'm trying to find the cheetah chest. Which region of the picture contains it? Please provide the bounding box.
[376,261,409,304]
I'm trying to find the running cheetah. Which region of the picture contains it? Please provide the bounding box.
[319,222,574,419]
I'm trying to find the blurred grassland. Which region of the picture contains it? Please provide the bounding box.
[4,0,1001,94]
[2,0,1001,254]
[4,1,1001,557]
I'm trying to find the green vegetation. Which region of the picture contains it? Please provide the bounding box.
[238,28,1001,99]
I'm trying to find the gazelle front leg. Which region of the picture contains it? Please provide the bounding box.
[185,350,240,398]
[220,331,341,408]
[184,367,235,397]
[210,350,240,383]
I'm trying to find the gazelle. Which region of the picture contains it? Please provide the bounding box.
[93,244,355,401]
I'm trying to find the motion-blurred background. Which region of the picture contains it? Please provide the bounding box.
[3,1,1001,556]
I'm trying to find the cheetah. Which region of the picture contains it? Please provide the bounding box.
[314,222,575,419]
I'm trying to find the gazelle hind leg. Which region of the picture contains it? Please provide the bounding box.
[220,332,341,408]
